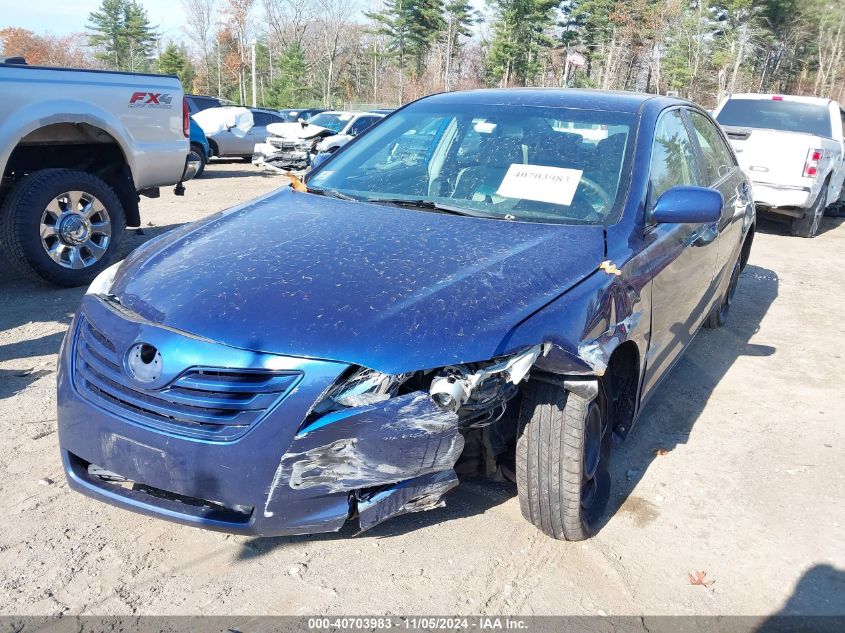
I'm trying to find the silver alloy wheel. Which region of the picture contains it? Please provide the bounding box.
[39,190,112,269]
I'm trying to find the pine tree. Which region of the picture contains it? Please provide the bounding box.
[158,43,195,89]
[443,0,478,89]
[86,0,156,71]
[265,44,315,107]
[367,0,446,96]
[486,0,559,86]
[87,0,125,69]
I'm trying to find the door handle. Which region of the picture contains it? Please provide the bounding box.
[688,223,718,247]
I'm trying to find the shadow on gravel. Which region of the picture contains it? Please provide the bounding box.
[0,222,184,398]
[754,213,844,238]
[755,564,845,631]
[606,263,779,531]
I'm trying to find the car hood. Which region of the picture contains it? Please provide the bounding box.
[110,188,605,374]
[266,121,332,139]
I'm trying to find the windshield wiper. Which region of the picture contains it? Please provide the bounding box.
[307,187,358,201]
[363,197,507,220]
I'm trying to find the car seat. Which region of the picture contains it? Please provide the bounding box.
[450,138,525,202]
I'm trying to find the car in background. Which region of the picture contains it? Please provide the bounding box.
[188,118,210,178]
[205,107,286,160]
[253,111,383,171]
[277,107,327,122]
[315,111,386,154]
[0,57,197,286]
[714,93,845,237]
[185,94,223,115]
[58,89,754,540]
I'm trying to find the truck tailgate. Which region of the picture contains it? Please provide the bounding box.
[722,127,826,186]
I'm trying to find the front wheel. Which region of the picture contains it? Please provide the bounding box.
[516,380,612,540]
[0,169,126,286]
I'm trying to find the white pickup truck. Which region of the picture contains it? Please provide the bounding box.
[714,93,845,237]
[0,57,199,285]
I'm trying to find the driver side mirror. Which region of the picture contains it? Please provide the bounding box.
[652,186,723,224]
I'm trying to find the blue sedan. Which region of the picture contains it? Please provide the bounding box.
[56,89,755,540]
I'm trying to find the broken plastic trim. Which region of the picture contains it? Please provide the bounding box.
[429,344,547,413]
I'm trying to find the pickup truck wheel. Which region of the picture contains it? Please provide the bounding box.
[0,169,125,286]
[705,258,741,329]
[791,187,826,238]
[516,380,611,541]
[189,144,206,178]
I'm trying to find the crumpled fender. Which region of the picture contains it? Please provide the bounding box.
[502,253,651,379]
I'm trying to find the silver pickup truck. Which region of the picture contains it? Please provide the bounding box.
[0,58,198,286]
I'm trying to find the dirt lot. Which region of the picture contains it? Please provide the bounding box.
[1,160,843,618]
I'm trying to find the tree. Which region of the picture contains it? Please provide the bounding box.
[265,43,314,106]
[443,0,479,90]
[486,0,559,86]
[221,0,255,104]
[367,0,446,99]
[158,42,196,89]
[182,0,217,93]
[86,0,156,71]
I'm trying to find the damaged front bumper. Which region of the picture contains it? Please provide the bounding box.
[57,295,465,535]
[253,138,314,172]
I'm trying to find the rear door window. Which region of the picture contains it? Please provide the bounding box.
[650,110,702,203]
[688,110,736,185]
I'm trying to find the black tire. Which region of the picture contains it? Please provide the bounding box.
[241,155,253,162]
[705,258,741,329]
[0,169,126,286]
[189,144,207,178]
[516,380,612,541]
[791,186,826,238]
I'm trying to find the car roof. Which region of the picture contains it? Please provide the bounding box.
[419,88,687,113]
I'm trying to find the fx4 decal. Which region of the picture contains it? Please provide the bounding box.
[129,92,174,109]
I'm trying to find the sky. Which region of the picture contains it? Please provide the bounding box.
[0,0,488,44]
[0,0,189,41]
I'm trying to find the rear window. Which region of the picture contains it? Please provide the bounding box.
[716,99,832,138]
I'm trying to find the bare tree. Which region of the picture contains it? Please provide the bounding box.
[315,0,354,107]
[222,0,254,103]
[264,0,317,51]
[182,0,217,93]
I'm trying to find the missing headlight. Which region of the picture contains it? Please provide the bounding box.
[429,344,545,421]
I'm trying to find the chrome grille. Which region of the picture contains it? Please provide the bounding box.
[72,317,301,441]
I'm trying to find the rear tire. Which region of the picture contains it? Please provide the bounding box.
[791,186,826,238]
[189,144,207,178]
[516,380,612,541]
[705,258,740,329]
[0,169,125,286]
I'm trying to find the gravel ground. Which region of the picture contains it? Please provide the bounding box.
[1,160,843,618]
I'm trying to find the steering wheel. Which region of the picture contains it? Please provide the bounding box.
[577,176,611,209]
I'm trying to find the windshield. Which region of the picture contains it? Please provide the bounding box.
[307,102,635,225]
[307,112,352,133]
[717,99,832,138]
